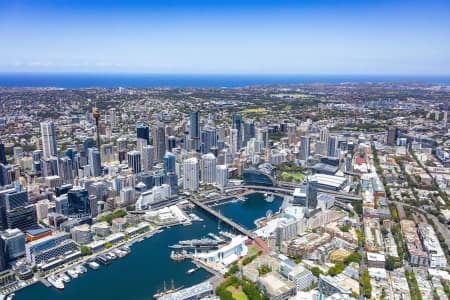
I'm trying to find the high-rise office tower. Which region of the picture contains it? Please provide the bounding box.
[127,150,142,174]
[117,137,128,152]
[152,125,166,162]
[1,229,25,261]
[0,142,7,164]
[299,136,311,161]
[141,145,154,172]
[201,128,217,154]
[230,128,239,154]
[57,156,73,184]
[0,187,37,231]
[165,172,178,195]
[67,186,90,217]
[201,153,216,184]
[0,238,6,271]
[387,126,399,146]
[306,176,318,210]
[232,114,243,150]
[183,157,199,191]
[327,135,337,157]
[167,136,176,152]
[216,165,228,188]
[256,127,269,148]
[136,123,150,145]
[88,147,102,177]
[117,137,128,163]
[41,157,58,177]
[109,108,117,129]
[163,152,176,174]
[319,127,329,143]
[136,138,147,158]
[443,111,448,129]
[1,188,28,212]
[287,123,296,145]
[100,144,115,164]
[40,121,57,158]
[244,120,256,146]
[5,205,37,232]
[190,111,201,152]
[64,148,77,169]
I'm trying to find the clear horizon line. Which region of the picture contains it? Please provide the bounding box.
[1,71,450,77]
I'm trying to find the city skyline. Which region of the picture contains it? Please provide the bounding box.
[1,0,450,75]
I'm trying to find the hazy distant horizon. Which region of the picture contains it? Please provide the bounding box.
[1,73,450,89]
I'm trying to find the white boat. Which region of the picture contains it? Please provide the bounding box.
[60,273,71,283]
[48,276,64,290]
[237,196,246,201]
[67,269,79,279]
[265,195,275,203]
[6,293,15,300]
[108,252,117,260]
[186,267,199,275]
[88,261,100,270]
[76,265,87,274]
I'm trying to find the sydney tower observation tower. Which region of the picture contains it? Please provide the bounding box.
[93,107,101,148]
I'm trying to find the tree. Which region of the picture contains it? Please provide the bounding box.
[310,267,323,277]
[362,269,372,298]
[80,245,92,256]
[340,224,351,232]
[344,253,361,265]
[327,262,345,276]
[258,264,272,276]
[385,255,400,271]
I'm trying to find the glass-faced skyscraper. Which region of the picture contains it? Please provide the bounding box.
[136,123,150,145]
[88,148,102,177]
[40,121,57,158]
[232,114,243,150]
[190,111,200,152]
[152,125,166,162]
[163,152,176,174]
[201,128,217,154]
[127,150,142,174]
[67,187,90,217]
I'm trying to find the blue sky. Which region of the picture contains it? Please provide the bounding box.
[0,0,449,74]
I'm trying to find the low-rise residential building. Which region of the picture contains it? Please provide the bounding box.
[318,275,352,296]
[417,223,447,268]
[259,271,296,300]
[400,220,428,266]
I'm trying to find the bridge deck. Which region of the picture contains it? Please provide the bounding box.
[189,198,256,240]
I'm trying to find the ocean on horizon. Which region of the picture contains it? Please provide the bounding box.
[0,73,449,89]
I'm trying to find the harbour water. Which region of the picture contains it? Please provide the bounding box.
[14,193,282,300]
[213,193,284,230]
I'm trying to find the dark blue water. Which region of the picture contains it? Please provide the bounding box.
[14,193,282,300]
[0,73,449,88]
[213,193,283,230]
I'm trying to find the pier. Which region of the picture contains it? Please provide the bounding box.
[188,197,270,253]
[189,197,256,239]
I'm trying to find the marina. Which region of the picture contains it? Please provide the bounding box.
[14,193,283,300]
